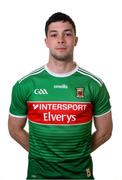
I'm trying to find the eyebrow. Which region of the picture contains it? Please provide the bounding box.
[49,29,73,34]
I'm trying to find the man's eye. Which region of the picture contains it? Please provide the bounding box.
[50,34,57,37]
[65,33,72,36]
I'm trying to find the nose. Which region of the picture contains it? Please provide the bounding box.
[57,34,65,44]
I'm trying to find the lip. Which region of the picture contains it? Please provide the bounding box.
[56,47,67,50]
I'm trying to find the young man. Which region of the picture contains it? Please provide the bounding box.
[8,12,112,179]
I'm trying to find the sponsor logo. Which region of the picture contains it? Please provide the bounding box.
[27,102,93,125]
[54,84,68,89]
[43,112,76,124]
[34,89,48,95]
[76,88,84,98]
[33,104,39,110]
[86,168,92,177]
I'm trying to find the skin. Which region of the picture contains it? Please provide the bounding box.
[92,111,112,152]
[8,116,29,151]
[45,21,78,74]
[8,21,113,152]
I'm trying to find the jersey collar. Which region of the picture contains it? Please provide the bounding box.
[45,64,78,77]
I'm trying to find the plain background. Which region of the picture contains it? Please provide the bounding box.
[0,0,122,179]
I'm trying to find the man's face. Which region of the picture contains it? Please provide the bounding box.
[45,21,78,61]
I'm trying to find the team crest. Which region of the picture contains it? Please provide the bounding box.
[76,88,84,98]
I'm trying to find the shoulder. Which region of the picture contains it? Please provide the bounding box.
[77,66,103,87]
[19,65,45,83]
[15,65,45,86]
[12,66,45,91]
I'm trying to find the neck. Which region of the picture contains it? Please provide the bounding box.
[47,59,76,74]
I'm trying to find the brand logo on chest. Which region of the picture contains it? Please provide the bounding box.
[54,84,68,89]
[34,89,48,95]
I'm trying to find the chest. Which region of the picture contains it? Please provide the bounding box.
[26,77,93,125]
[27,77,92,102]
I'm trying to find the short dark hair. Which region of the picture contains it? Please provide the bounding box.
[45,12,76,36]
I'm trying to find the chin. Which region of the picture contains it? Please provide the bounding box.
[52,54,72,62]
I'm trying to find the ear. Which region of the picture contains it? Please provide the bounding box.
[44,38,49,48]
[74,37,78,46]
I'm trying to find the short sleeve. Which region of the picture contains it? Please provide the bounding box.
[93,83,111,117]
[9,81,27,117]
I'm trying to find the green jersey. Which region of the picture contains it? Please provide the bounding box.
[9,65,111,179]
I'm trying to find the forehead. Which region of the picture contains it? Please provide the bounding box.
[48,21,74,33]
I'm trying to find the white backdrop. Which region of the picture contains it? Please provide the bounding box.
[0,0,122,179]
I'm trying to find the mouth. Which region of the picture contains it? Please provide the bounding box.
[56,47,67,51]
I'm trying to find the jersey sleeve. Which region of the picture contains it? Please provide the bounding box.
[93,83,111,117]
[9,81,27,117]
